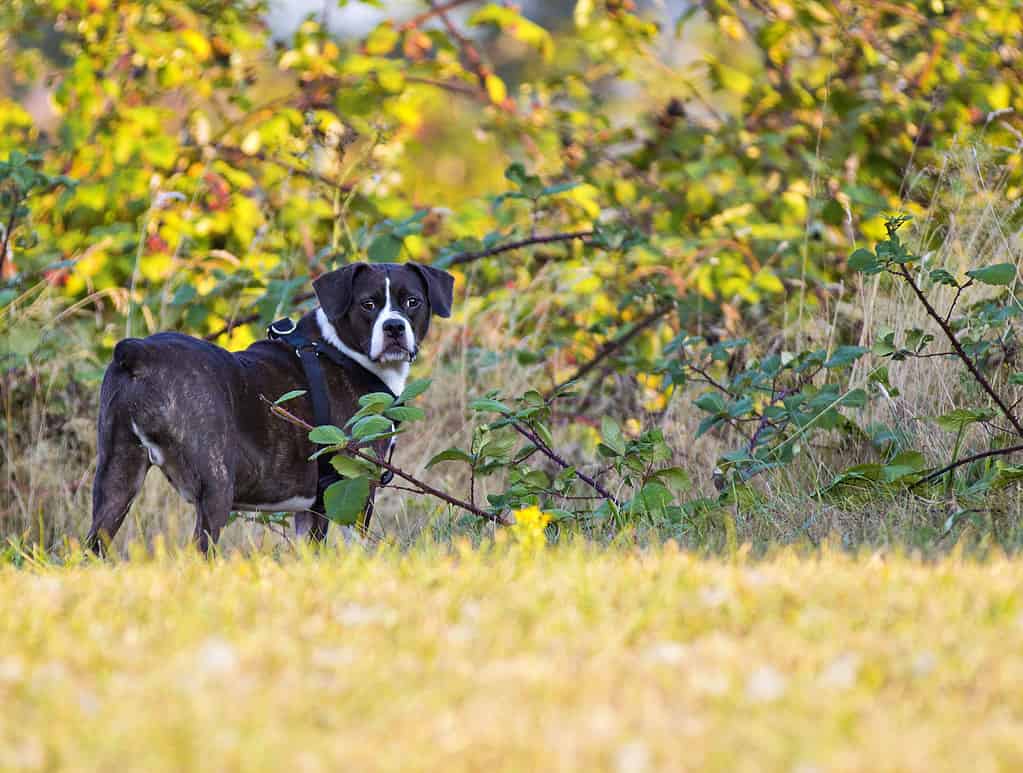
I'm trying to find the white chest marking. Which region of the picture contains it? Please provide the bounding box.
[131,420,164,466]
[316,307,410,396]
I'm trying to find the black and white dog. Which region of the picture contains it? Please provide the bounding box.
[87,261,453,553]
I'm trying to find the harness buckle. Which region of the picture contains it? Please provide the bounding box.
[267,318,297,340]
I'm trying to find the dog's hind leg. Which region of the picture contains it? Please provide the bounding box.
[193,475,233,555]
[87,433,149,556]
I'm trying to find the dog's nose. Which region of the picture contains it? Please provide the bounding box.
[383,319,405,338]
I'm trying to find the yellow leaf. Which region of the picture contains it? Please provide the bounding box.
[717,15,745,41]
[378,69,405,93]
[485,74,507,105]
[240,131,261,155]
[180,29,211,61]
[365,23,399,56]
[988,82,1011,111]
[574,0,593,27]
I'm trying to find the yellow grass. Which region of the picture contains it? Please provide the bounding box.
[3,542,1023,771]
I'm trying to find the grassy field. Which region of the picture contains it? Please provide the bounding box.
[3,542,1023,771]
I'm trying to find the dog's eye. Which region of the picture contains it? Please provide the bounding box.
[405,297,420,310]
[361,299,376,311]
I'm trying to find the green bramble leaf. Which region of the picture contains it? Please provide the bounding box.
[966,263,1017,286]
[932,408,996,433]
[426,448,475,468]
[350,415,395,441]
[847,248,880,273]
[384,405,425,423]
[929,269,958,287]
[398,378,431,403]
[600,416,626,456]
[274,389,306,405]
[323,477,370,526]
[309,425,348,445]
[330,454,379,479]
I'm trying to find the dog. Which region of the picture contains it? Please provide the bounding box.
[87,261,454,553]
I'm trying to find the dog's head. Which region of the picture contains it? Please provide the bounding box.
[313,262,454,366]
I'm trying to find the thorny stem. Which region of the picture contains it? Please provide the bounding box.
[945,278,974,324]
[268,401,510,526]
[686,360,735,398]
[428,0,491,95]
[547,303,673,400]
[895,264,1023,436]
[912,443,1023,488]
[400,0,480,30]
[446,230,593,267]
[510,420,622,507]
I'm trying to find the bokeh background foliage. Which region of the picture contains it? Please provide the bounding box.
[3,0,1023,550]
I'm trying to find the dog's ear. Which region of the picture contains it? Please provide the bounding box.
[408,263,455,318]
[313,263,366,321]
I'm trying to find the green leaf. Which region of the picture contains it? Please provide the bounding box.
[323,477,370,526]
[847,248,880,273]
[929,268,958,287]
[7,324,41,356]
[358,392,394,410]
[933,408,996,432]
[470,397,512,415]
[309,425,348,445]
[652,466,692,494]
[534,421,554,449]
[367,233,403,263]
[330,454,379,479]
[838,388,867,408]
[398,378,431,403]
[384,405,425,423]
[694,392,726,414]
[426,448,475,468]
[824,346,869,368]
[882,450,926,483]
[632,481,673,516]
[274,389,306,405]
[350,415,395,441]
[966,262,1017,286]
[522,470,550,489]
[478,435,516,460]
[600,416,626,456]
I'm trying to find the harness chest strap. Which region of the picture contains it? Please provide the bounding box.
[267,319,396,518]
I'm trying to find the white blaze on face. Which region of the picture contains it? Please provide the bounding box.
[369,275,416,362]
[316,309,410,396]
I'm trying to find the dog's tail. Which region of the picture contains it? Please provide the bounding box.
[112,338,150,376]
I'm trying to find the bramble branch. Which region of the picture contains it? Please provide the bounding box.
[400,0,481,31]
[895,264,1023,436]
[446,230,593,267]
[912,443,1023,488]
[510,420,622,507]
[268,401,511,526]
[547,303,673,399]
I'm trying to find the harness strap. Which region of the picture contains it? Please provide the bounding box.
[267,318,396,524]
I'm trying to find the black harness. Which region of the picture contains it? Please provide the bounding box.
[266,318,395,525]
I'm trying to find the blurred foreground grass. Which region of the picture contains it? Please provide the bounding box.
[3,542,1023,771]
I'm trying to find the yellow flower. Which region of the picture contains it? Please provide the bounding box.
[510,505,552,550]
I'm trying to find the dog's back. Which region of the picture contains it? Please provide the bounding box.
[90,333,253,552]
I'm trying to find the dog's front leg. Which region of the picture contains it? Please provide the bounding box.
[294,510,330,543]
